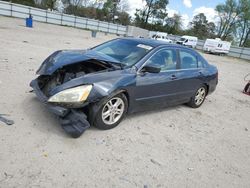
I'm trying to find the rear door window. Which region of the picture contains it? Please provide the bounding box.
[179,50,198,69]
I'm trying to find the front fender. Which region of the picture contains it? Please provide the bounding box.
[88,89,129,125]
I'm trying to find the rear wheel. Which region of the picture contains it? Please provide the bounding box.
[93,93,128,130]
[187,85,207,108]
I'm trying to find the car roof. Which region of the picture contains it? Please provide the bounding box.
[122,37,187,49]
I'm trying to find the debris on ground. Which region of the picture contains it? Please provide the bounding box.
[0,114,14,125]
[1,59,8,62]
[187,167,194,171]
[150,159,162,166]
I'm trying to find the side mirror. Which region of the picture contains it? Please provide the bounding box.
[141,65,161,73]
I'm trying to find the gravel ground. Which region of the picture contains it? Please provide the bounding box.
[0,16,250,188]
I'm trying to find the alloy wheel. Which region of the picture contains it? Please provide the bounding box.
[194,87,206,105]
[101,97,125,125]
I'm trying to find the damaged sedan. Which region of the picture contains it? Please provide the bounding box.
[30,38,218,138]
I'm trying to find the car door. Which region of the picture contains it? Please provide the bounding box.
[133,48,183,110]
[176,49,205,100]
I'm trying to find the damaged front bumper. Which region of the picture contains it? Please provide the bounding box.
[30,79,90,138]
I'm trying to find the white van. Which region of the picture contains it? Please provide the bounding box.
[177,36,198,48]
[203,38,231,55]
[150,32,173,43]
[154,35,173,43]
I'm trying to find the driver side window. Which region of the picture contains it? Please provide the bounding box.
[146,49,177,72]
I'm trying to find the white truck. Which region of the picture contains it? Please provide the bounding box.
[203,38,231,55]
[150,31,173,43]
[176,36,198,48]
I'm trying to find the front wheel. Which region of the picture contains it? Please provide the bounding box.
[93,93,128,130]
[187,86,207,108]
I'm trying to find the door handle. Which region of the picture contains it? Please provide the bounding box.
[171,74,177,80]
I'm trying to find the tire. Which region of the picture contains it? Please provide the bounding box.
[187,85,207,108]
[93,93,128,130]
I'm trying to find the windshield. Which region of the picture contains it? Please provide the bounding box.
[180,38,186,41]
[92,39,153,67]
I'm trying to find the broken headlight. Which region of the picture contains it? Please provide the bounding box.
[48,85,92,103]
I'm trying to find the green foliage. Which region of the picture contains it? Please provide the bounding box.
[215,0,250,46]
[41,0,57,10]
[237,0,250,46]
[3,0,35,6]
[216,0,241,40]
[102,0,116,22]
[187,13,216,39]
[243,39,250,47]
[164,13,182,34]
[134,0,169,28]
[64,3,130,25]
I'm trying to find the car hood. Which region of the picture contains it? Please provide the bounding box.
[36,49,121,75]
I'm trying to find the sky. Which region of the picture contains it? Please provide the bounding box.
[126,0,226,28]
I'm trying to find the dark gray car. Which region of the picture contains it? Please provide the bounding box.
[30,38,218,138]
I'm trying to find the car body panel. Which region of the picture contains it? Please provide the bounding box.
[37,49,120,75]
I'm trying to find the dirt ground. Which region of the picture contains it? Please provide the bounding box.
[0,16,250,188]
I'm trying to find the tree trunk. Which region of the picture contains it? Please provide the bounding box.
[144,0,153,27]
[217,17,224,37]
[239,20,247,47]
[243,28,250,46]
[221,13,238,40]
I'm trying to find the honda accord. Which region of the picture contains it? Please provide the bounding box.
[30,38,218,138]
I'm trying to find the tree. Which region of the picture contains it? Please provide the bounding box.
[134,8,146,27]
[41,0,57,10]
[165,13,182,34]
[117,0,130,12]
[63,0,83,15]
[3,0,36,6]
[207,22,216,38]
[216,0,241,40]
[188,13,216,39]
[117,11,131,25]
[237,0,250,46]
[134,0,169,28]
[145,0,168,26]
[102,0,120,23]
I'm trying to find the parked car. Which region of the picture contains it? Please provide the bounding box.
[203,38,231,55]
[154,35,173,43]
[177,35,198,48]
[30,38,218,138]
[149,31,168,39]
[151,33,173,43]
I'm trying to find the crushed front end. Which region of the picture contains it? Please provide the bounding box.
[30,78,90,138]
[30,50,117,138]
